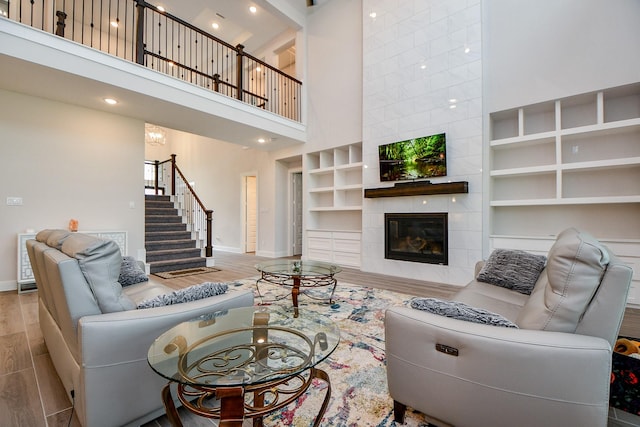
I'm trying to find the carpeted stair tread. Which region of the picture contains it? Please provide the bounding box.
[146,248,202,262]
[145,215,183,223]
[145,207,179,215]
[145,239,196,250]
[145,231,192,242]
[145,223,188,232]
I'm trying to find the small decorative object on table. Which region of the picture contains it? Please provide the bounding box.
[68,219,78,232]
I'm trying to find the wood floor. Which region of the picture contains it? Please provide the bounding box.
[1,250,639,427]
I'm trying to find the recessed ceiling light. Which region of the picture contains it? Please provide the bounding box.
[449,98,457,103]
[249,6,257,14]
[369,12,377,18]
[420,64,427,70]
[104,98,118,105]
[464,46,471,54]
[449,104,457,109]
[257,138,266,144]
[212,22,219,30]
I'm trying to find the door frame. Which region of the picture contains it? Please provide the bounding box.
[288,167,303,256]
[241,172,258,254]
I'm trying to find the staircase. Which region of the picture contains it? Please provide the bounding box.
[145,195,206,274]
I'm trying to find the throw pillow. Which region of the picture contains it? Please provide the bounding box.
[410,297,518,328]
[477,249,547,295]
[137,281,230,309]
[118,256,149,286]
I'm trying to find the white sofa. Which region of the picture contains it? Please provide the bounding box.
[385,228,633,427]
[26,229,254,427]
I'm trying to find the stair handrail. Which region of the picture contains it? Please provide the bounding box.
[147,155,213,258]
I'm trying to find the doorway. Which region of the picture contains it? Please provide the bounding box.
[291,172,303,256]
[244,175,257,253]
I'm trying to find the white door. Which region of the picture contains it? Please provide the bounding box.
[292,172,303,255]
[245,176,257,253]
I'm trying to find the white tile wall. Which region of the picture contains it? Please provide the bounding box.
[361,0,483,286]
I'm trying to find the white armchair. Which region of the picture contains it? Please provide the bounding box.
[385,228,633,427]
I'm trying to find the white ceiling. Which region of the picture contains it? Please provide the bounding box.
[154,0,295,53]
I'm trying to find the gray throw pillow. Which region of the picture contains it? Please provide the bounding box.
[477,249,547,295]
[137,281,230,309]
[119,256,149,286]
[410,297,518,328]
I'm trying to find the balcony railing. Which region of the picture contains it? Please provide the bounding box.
[4,0,302,122]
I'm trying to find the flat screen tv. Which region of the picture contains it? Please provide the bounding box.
[378,133,446,182]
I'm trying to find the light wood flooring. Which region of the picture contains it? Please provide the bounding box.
[1,251,639,427]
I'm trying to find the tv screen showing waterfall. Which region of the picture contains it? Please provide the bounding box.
[378,133,447,182]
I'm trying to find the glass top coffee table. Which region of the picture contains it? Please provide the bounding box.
[148,306,340,427]
[255,260,341,316]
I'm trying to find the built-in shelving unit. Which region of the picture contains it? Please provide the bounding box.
[305,143,363,268]
[489,82,640,306]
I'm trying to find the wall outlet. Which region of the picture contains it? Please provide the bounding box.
[6,197,23,206]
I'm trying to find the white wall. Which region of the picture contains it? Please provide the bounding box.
[361,0,483,286]
[484,0,640,112]
[0,89,145,290]
[305,0,363,152]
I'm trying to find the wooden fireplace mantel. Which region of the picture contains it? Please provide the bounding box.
[364,181,468,198]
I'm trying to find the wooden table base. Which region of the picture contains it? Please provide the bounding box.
[161,367,332,427]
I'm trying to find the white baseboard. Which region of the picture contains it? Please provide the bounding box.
[214,245,242,253]
[0,280,18,292]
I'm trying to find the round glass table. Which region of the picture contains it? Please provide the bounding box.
[148,306,340,427]
[255,260,341,315]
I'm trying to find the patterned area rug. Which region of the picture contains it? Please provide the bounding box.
[153,266,221,279]
[227,278,432,427]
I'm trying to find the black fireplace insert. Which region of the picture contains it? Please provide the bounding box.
[385,213,448,265]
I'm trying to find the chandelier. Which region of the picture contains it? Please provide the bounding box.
[145,124,166,146]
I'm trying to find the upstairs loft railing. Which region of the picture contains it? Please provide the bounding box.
[145,154,213,258]
[5,0,302,122]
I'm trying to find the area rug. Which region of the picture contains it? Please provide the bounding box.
[153,266,221,279]
[224,278,432,427]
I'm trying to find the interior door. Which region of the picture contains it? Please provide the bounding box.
[292,172,303,255]
[245,176,257,253]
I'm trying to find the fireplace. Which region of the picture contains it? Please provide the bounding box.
[385,213,448,265]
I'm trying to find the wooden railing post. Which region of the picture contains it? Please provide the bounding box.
[170,154,177,196]
[55,10,67,37]
[135,0,145,65]
[213,73,220,92]
[153,160,160,195]
[236,44,244,102]
[205,210,213,257]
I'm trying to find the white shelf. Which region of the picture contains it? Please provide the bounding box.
[490,195,640,207]
[308,167,334,175]
[335,162,363,171]
[561,157,640,171]
[308,205,362,212]
[490,165,557,177]
[490,131,556,147]
[309,187,334,193]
